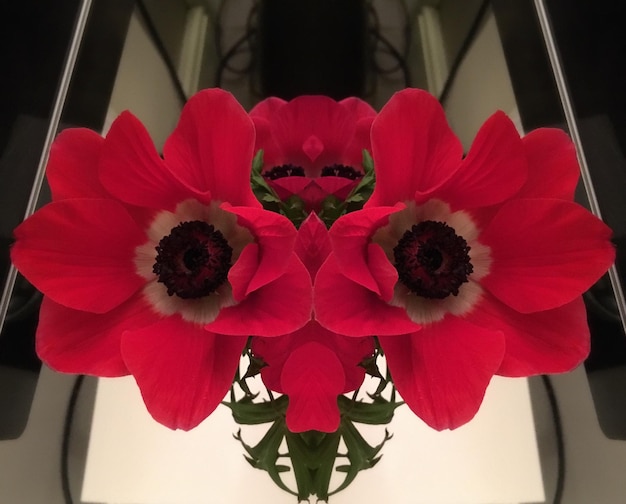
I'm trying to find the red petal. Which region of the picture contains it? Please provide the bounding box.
[207,255,312,336]
[121,315,246,431]
[314,255,420,336]
[47,128,109,201]
[466,294,590,376]
[163,89,259,207]
[36,295,159,377]
[267,175,311,198]
[99,111,201,210]
[314,176,358,200]
[228,243,260,302]
[339,97,376,167]
[329,205,403,295]
[379,317,505,430]
[294,213,332,279]
[253,332,295,392]
[281,342,344,433]
[269,96,356,173]
[432,112,527,209]
[253,321,373,394]
[224,205,298,294]
[249,96,287,118]
[12,199,145,313]
[367,243,397,302]
[519,128,579,200]
[482,198,615,313]
[367,89,463,207]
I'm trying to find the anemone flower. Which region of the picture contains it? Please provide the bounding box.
[11,89,312,431]
[250,95,376,211]
[314,88,615,431]
[251,213,375,433]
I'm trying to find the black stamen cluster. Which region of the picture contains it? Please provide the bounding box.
[320,164,363,180]
[153,221,233,299]
[393,220,473,299]
[263,164,306,180]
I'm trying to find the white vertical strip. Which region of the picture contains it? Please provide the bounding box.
[0,0,94,335]
[418,5,448,96]
[177,5,209,97]
[534,0,626,334]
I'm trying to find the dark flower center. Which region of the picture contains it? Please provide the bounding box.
[393,220,473,299]
[320,164,363,180]
[153,220,232,299]
[263,164,306,180]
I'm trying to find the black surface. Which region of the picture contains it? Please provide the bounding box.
[259,0,367,99]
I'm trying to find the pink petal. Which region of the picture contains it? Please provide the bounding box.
[207,255,312,336]
[367,89,463,207]
[328,205,404,295]
[466,294,590,376]
[314,255,420,336]
[99,111,201,210]
[481,198,615,313]
[281,342,345,433]
[12,199,145,313]
[163,89,259,207]
[294,212,332,279]
[46,128,109,201]
[519,128,579,200]
[223,205,298,294]
[121,315,247,431]
[431,112,527,209]
[36,295,159,377]
[379,317,505,430]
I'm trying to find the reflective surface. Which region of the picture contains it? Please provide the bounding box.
[2,1,626,503]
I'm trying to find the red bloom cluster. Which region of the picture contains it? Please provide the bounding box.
[315,89,615,429]
[11,88,615,434]
[250,95,376,211]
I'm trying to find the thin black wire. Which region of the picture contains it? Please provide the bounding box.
[61,374,85,504]
[541,374,565,504]
[371,30,412,87]
[214,1,258,87]
[135,0,188,104]
[366,1,412,89]
[438,0,492,105]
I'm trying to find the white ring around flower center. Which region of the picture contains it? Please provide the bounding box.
[134,199,254,325]
[372,199,492,324]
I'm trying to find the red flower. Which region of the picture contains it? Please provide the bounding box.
[250,95,376,210]
[315,88,615,430]
[252,213,375,432]
[11,89,312,431]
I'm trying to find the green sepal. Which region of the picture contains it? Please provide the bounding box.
[222,394,289,425]
[338,394,404,425]
[285,430,342,501]
[250,149,308,227]
[234,423,298,497]
[331,423,393,495]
